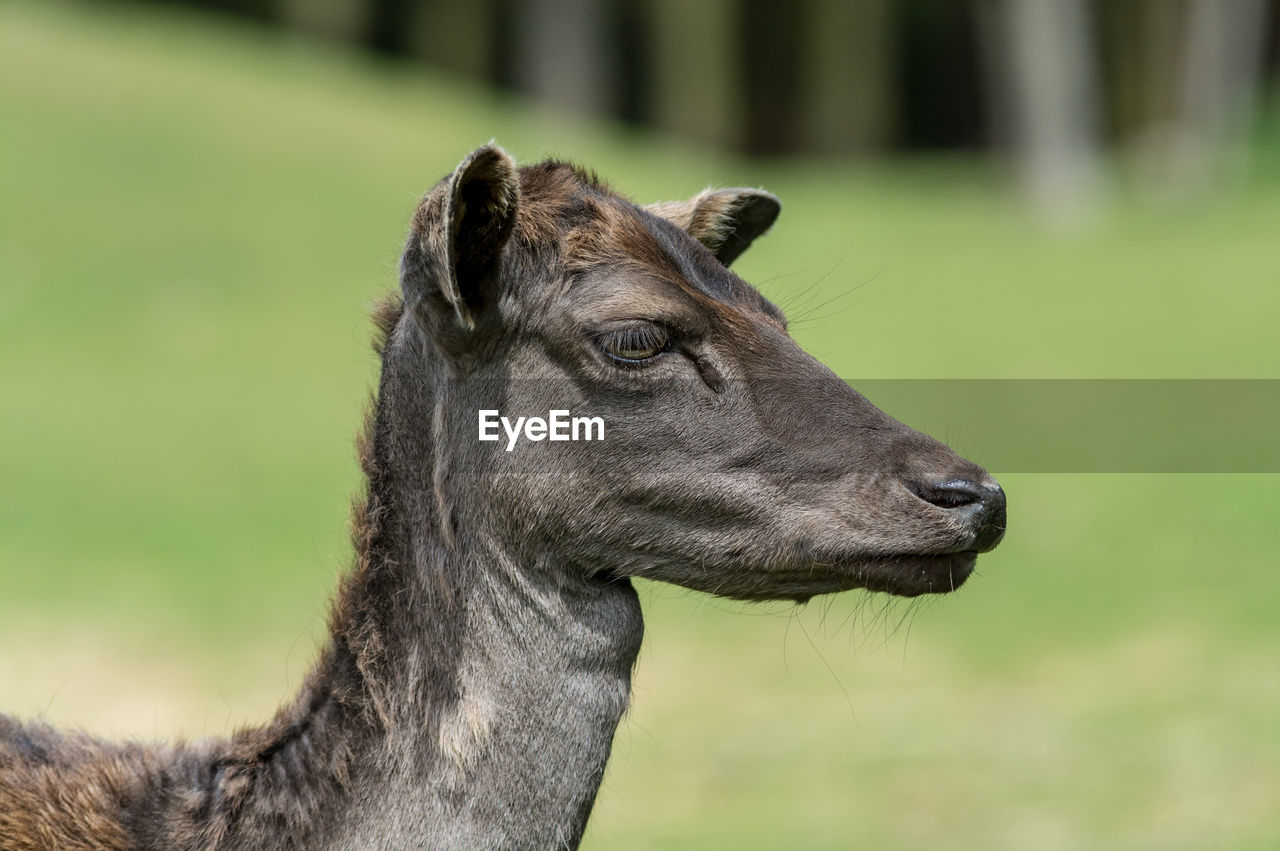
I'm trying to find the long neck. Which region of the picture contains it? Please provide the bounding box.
[334,544,644,849]
[201,322,644,849]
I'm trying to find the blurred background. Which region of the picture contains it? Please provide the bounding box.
[1,1,1277,848]
[134,0,1280,210]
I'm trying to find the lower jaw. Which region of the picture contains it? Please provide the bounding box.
[705,552,979,603]
[858,551,978,597]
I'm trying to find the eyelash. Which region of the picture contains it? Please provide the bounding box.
[595,323,672,367]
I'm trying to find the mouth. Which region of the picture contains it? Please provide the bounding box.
[748,550,979,603]
[856,550,978,597]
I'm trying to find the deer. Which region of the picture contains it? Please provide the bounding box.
[0,144,1006,850]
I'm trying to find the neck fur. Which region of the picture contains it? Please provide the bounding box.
[232,310,645,848]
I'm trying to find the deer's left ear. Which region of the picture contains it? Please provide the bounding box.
[402,144,519,343]
[647,188,780,266]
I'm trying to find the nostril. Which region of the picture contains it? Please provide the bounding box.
[909,477,1007,553]
[912,479,989,511]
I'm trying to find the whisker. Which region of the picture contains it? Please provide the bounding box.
[796,616,859,726]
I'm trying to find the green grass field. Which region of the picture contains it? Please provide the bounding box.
[2,3,1278,848]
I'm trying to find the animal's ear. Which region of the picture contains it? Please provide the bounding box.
[647,188,780,266]
[402,143,519,340]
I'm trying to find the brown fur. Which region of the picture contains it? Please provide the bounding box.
[0,727,133,851]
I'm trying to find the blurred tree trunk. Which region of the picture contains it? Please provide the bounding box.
[1095,0,1188,146]
[510,0,615,115]
[278,0,366,41]
[898,0,990,150]
[1165,0,1270,188]
[1269,0,1280,85]
[366,0,412,53]
[801,0,895,154]
[739,0,804,154]
[176,0,280,21]
[643,0,742,150]
[405,0,498,81]
[979,0,1104,218]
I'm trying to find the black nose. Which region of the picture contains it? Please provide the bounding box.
[912,478,1007,553]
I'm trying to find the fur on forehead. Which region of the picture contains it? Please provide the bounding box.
[505,161,687,279]
[508,160,613,245]
[448,157,785,322]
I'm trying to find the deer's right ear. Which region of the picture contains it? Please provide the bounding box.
[401,144,519,343]
[647,188,780,266]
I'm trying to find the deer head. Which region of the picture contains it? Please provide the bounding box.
[394,144,1005,603]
